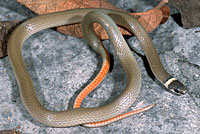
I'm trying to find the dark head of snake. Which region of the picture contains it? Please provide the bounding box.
[164,77,187,95]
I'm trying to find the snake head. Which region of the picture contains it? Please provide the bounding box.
[164,78,187,95]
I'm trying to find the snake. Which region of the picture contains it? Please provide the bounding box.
[7,8,187,127]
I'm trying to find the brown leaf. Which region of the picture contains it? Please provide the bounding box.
[0,20,21,58]
[0,129,21,134]
[168,0,200,28]
[17,0,123,14]
[17,0,170,39]
[160,6,170,24]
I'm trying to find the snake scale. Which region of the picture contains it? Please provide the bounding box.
[7,8,187,127]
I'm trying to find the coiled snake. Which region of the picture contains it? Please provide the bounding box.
[7,8,187,127]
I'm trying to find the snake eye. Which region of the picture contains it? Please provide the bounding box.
[167,79,187,95]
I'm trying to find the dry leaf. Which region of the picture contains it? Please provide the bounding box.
[0,129,21,134]
[168,0,200,28]
[17,0,170,39]
[17,0,122,14]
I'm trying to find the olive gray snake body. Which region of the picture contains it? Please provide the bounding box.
[7,8,187,127]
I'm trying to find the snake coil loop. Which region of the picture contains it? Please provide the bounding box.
[7,8,187,127]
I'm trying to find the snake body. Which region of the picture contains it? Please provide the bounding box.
[7,8,187,127]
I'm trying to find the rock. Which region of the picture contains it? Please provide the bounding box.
[0,0,199,133]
